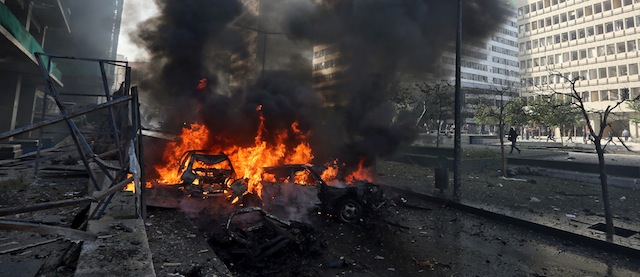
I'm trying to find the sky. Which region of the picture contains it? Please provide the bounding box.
[117,0,159,61]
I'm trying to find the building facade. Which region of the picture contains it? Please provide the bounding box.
[0,0,123,144]
[231,0,312,88]
[516,0,640,138]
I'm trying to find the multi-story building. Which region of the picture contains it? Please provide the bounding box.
[311,12,521,125]
[516,0,640,138]
[0,0,123,144]
[230,0,312,88]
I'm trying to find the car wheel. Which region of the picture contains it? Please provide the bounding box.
[338,199,362,223]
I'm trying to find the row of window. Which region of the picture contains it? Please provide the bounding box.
[313,45,340,59]
[492,56,520,68]
[441,69,489,82]
[526,87,640,103]
[578,87,640,102]
[492,45,519,57]
[313,57,344,71]
[523,62,640,86]
[521,39,640,69]
[313,71,344,84]
[441,56,494,72]
[518,0,639,17]
[520,15,640,47]
[491,35,518,48]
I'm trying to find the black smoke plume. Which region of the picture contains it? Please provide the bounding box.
[132,0,510,176]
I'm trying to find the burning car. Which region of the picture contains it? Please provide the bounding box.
[177,150,236,196]
[259,164,385,223]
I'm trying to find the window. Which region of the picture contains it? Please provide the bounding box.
[571,51,578,60]
[582,91,590,102]
[594,3,602,13]
[538,20,545,28]
[554,34,561,44]
[524,5,530,14]
[606,43,616,55]
[623,0,632,5]
[540,38,546,47]
[561,13,568,22]
[589,68,598,79]
[585,5,593,16]
[545,17,552,26]
[617,42,626,53]
[538,1,544,9]
[532,40,538,48]
[532,21,538,30]
[630,63,639,75]
[526,41,531,50]
[541,56,547,65]
[628,40,637,52]
[576,8,584,18]
[570,31,577,40]
[569,11,575,20]
[603,1,612,11]
[619,65,628,76]
[525,23,530,32]
[562,32,568,42]
[591,91,600,101]
[531,3,537,12]
[596,24,604,35]
[562,52,570,62]
[615,20,624,30]
[578,29,585,38]
[608,66,617,77]
[580,70,588,79]
[553,15,560,24]
[586,26,595,36]
[610,89,619,101]
[588,47,595,58]
[605,22,613,33]
[597,46,606,56]
[548,55,555,64]
[613,0,622,8]
[600,90,609,101]
[599,67,607,78]
[626,17,635,28]
[580,49,587,59]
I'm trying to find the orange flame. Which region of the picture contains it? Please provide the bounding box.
[152,107,315,195]
[345,159,375,183]
[197,78,207,90]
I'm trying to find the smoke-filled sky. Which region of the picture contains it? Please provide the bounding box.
[130,0,510,172]
[117,1,158,61]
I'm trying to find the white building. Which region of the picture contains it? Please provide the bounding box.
[516,0,640,138]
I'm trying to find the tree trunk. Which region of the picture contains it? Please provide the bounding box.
[595,140,615,241]
[499,125,506,177]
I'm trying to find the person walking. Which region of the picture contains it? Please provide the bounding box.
[508,127,521,154]
[622,129,630,142]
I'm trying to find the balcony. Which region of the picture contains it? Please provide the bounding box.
[0,2,62,85]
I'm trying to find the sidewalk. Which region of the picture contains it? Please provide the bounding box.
[376,153,640,257]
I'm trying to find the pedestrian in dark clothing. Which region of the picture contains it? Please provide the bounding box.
[508,127,521,154]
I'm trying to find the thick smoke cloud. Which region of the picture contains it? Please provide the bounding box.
[133,0,510,174]
[284,0,510,165]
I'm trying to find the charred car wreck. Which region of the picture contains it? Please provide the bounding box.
[177,150,237,197]
[172,151,384,222]
[259,164,385,223]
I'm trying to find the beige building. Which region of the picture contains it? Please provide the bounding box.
[516,0,640,138]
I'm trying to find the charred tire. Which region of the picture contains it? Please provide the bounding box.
[337,199,362,223]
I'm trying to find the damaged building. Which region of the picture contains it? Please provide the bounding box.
[0,0,123,155]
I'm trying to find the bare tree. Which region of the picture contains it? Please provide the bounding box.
[473,85,527,177]
[540,72,640,241]
[413,81,454,147]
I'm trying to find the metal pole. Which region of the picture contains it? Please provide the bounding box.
[453,0,463,200]
[99,61,124,164]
